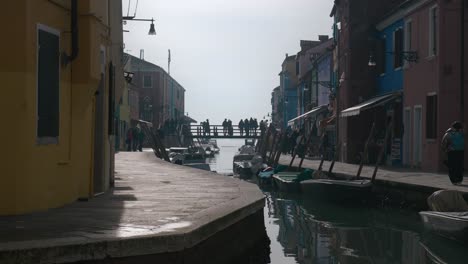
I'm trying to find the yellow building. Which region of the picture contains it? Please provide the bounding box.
[0,0,124,215]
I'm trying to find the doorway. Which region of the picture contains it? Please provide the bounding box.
[403,107,411,165]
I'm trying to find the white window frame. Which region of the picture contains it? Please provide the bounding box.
[143,75,152,88]
[403,19,412,68]
[36,23,61,145]
[428,5,438,58]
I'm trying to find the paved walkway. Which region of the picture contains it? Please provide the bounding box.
[0,152,264,264]
[279,155,468,194]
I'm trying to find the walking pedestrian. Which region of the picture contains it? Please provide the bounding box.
[126,128,133,151]
[132,126,140,151]
[442,121,465,185]
[137,127,145,152]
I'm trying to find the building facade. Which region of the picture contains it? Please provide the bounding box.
[331,0,407,163]
[279,54,299,129]
[127,53,185,130]
[1,0,123,214]
[398,0,467,171]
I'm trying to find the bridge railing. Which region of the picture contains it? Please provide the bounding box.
[189,125,262,138]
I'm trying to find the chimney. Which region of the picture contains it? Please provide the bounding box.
[140,49,145,60]
[285,53,289,58]
[300,40,315,51]
[319,35,329,42]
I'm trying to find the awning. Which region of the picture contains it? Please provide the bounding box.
[182,115,197,123]
[288,105,328,125]
[137,119,153,127]
[340,92,401,117]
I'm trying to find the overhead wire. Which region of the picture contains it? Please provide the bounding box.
[134,0,139,17]
[126,0,131,17]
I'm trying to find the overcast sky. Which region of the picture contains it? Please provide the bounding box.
[122,0,333,124]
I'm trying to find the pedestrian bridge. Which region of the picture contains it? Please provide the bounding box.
[189,125,262,139]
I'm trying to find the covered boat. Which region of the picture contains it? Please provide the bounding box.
[419,190,468,242]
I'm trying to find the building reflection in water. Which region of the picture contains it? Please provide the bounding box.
[264,193,468,264]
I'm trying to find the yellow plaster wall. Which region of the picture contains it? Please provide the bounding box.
[0,0,113,215]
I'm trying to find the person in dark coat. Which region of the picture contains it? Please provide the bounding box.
[126,128,133,151]
[222,119,228,136]
[442,121,465,185]
[227,119,233,136]
[205,119,211,136]
[239,120,245,136]
[244,118,250,136]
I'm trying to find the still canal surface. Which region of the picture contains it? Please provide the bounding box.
[207,139,468,264]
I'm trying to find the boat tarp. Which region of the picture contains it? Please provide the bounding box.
[288,105,328,126]
[340,92,401,117]
[427,190,468,212]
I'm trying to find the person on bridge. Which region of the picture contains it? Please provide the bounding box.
[222,119,228,136]
[244,118,250,136]
[253,118,259,135]
[239,119,245,136]
[205,119,211,136]
[228,119,233,136]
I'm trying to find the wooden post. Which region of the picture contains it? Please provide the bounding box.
[356,122,376,179]
[372,120,393,182]
[268,131,278,164]
[274,133,287,167]
[289,133,306,169]
[298,132,315,170]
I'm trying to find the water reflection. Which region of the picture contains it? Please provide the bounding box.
[208,139,468,264]
[264,193,468,264]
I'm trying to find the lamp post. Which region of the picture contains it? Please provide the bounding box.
[123,16,157,35]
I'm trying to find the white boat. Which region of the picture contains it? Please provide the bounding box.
[168,147,206,165]
[419,190,468,242]
[232,145,264,179]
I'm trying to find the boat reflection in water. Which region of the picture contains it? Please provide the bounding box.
[264,193,468,264]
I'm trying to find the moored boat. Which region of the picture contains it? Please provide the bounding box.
[272,169,313,193]
[301,176,373,202]
[419,190,468,242]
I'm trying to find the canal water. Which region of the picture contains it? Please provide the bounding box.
[207,139,468,264]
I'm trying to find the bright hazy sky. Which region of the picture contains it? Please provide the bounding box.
[122,0,333,124]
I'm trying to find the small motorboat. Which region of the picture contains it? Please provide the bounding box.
[205,147,214,157]
[272,169,313,193]
[419,190,468,242]
[232,145,263,179]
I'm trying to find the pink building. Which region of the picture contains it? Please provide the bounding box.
[401,0,467,171]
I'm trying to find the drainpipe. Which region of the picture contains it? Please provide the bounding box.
[67,0,79,63]
[461,0,465,123]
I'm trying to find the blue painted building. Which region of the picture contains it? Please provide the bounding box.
[376,20,404,95]
[374,18,405,165]
[279,54,298,129]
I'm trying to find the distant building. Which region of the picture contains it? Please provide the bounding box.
[126,53,186,130]
[271,86,281,126]
[279,54,299,129]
